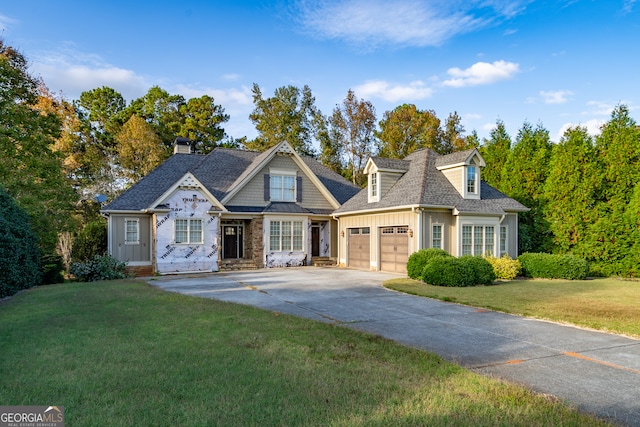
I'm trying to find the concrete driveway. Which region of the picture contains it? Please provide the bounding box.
[147,267,640,426]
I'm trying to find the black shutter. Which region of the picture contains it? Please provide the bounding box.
[296,176,302,202]
[264,174,270,201]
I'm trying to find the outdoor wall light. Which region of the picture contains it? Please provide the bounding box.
[408,229,413,237]
[340,230,345,237]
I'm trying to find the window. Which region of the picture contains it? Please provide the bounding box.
[370,173,378,197]
[462,225,472,255]
[124,219,139,245]
[500,226,508,256]
[467,166,477,193]
[270,175,296,202]
[432,224,442,249]
[174,219,203,244]
[461,224,496,256]
[270,220,304,251]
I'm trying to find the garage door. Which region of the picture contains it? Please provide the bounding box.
[380,226,409,273]
[348,227,370,269]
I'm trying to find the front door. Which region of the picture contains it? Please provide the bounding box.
[223,225,243,259]
[311,226,320,257]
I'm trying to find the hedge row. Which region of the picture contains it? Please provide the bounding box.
[419,254,496,287]
[518,253,589,280]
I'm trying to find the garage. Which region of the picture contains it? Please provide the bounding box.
[380,226,409,273]
[348,227,370,269]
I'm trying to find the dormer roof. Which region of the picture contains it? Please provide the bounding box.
[435,148,486,170]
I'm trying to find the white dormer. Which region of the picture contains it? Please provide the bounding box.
[435,149,485,200]
[364,157,410,203]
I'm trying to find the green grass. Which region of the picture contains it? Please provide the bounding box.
[385,277,640,338]
[0,280,612,426]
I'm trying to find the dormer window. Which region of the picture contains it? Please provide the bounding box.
[368,172,380,203]
[467,165,477,194]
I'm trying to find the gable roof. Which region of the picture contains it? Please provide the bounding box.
[102,144,359,213]
[334,148,528,215]
[367,157,410,173]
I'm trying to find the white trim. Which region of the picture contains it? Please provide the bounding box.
[124,218,140,245]
[368,172,380,203]
[221,141,341,209]
[150,172,227,212]
[456,215,500,256]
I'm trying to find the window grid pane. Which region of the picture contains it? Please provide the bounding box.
[283,176,296,201]
[282,221,292,251]
[190,220,203,244]
[474,226,483,255]
[371,173,377,197]
[467,166,476,193]
[500,226,507,256]
[462,225,472,255]
[432,224,442,249]
[293,221,303,251]
[270,221,280,251]
[485,226,494,256]
[125,220,138,244]
[175,219,188,244]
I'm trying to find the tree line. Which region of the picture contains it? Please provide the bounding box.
[1,38,638,283]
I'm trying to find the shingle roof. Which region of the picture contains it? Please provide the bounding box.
[434,148,477,168]
[103,146,359,212]
[370,157,410,172]
[334,148,528,215]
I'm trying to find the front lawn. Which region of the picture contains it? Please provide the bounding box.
[0,280,611,426]
[385,277,640,338]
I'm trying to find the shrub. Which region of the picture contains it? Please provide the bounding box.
[0,187,42,297]
[484,255,522,280]
[42,253,65,284]
[70,254,129,282]
[71,220,108,263]
[518,253,589,280]
[461,256,496,285]
[407,248,451,279]
[421,256,475,287]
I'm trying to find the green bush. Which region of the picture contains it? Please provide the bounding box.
[518,253,589,280]
[407,248,451,279]
[461,256,496,285]
[0,187,42,297]
[421,256,475,287]
[71,220,108,263]
[70,254,129,282]
[484,255,522,280]
[42,253,65,284]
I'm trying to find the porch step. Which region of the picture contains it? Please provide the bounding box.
[311,257,337,267]
[219,259,259,271]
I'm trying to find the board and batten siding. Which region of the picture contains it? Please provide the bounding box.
[227,155,334,210]
[109,214,152,264]
[338,211,418,271]
[421,210,455,254]
[502,213,519,258]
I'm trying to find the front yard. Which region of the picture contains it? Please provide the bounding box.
[384,277,640,338]
[0,280,611,426]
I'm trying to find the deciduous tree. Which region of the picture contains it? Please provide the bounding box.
[330,89,376,186]
[375,104,441,158]
[116,115,165,183]
[246,83,318,156]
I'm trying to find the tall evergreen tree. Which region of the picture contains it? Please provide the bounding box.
[587,105,640,275]
[500,121,553,253]
[543,126,598,255]
[479,120,511,189]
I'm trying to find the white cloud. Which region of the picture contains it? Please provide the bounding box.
[443,60,519,88]
[294,0,530,48]
[556,119,604,141]
[28,48,148,101]
[623,0,637,13]
[540,90,573,104]
[354,80,433,102]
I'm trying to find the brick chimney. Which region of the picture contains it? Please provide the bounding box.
[173,137,193,154]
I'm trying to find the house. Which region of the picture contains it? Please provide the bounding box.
[101,140,360,275]
[103,140,527,276]
[332,148,528,273]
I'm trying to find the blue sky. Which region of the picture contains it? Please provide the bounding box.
[2,1,639,144]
